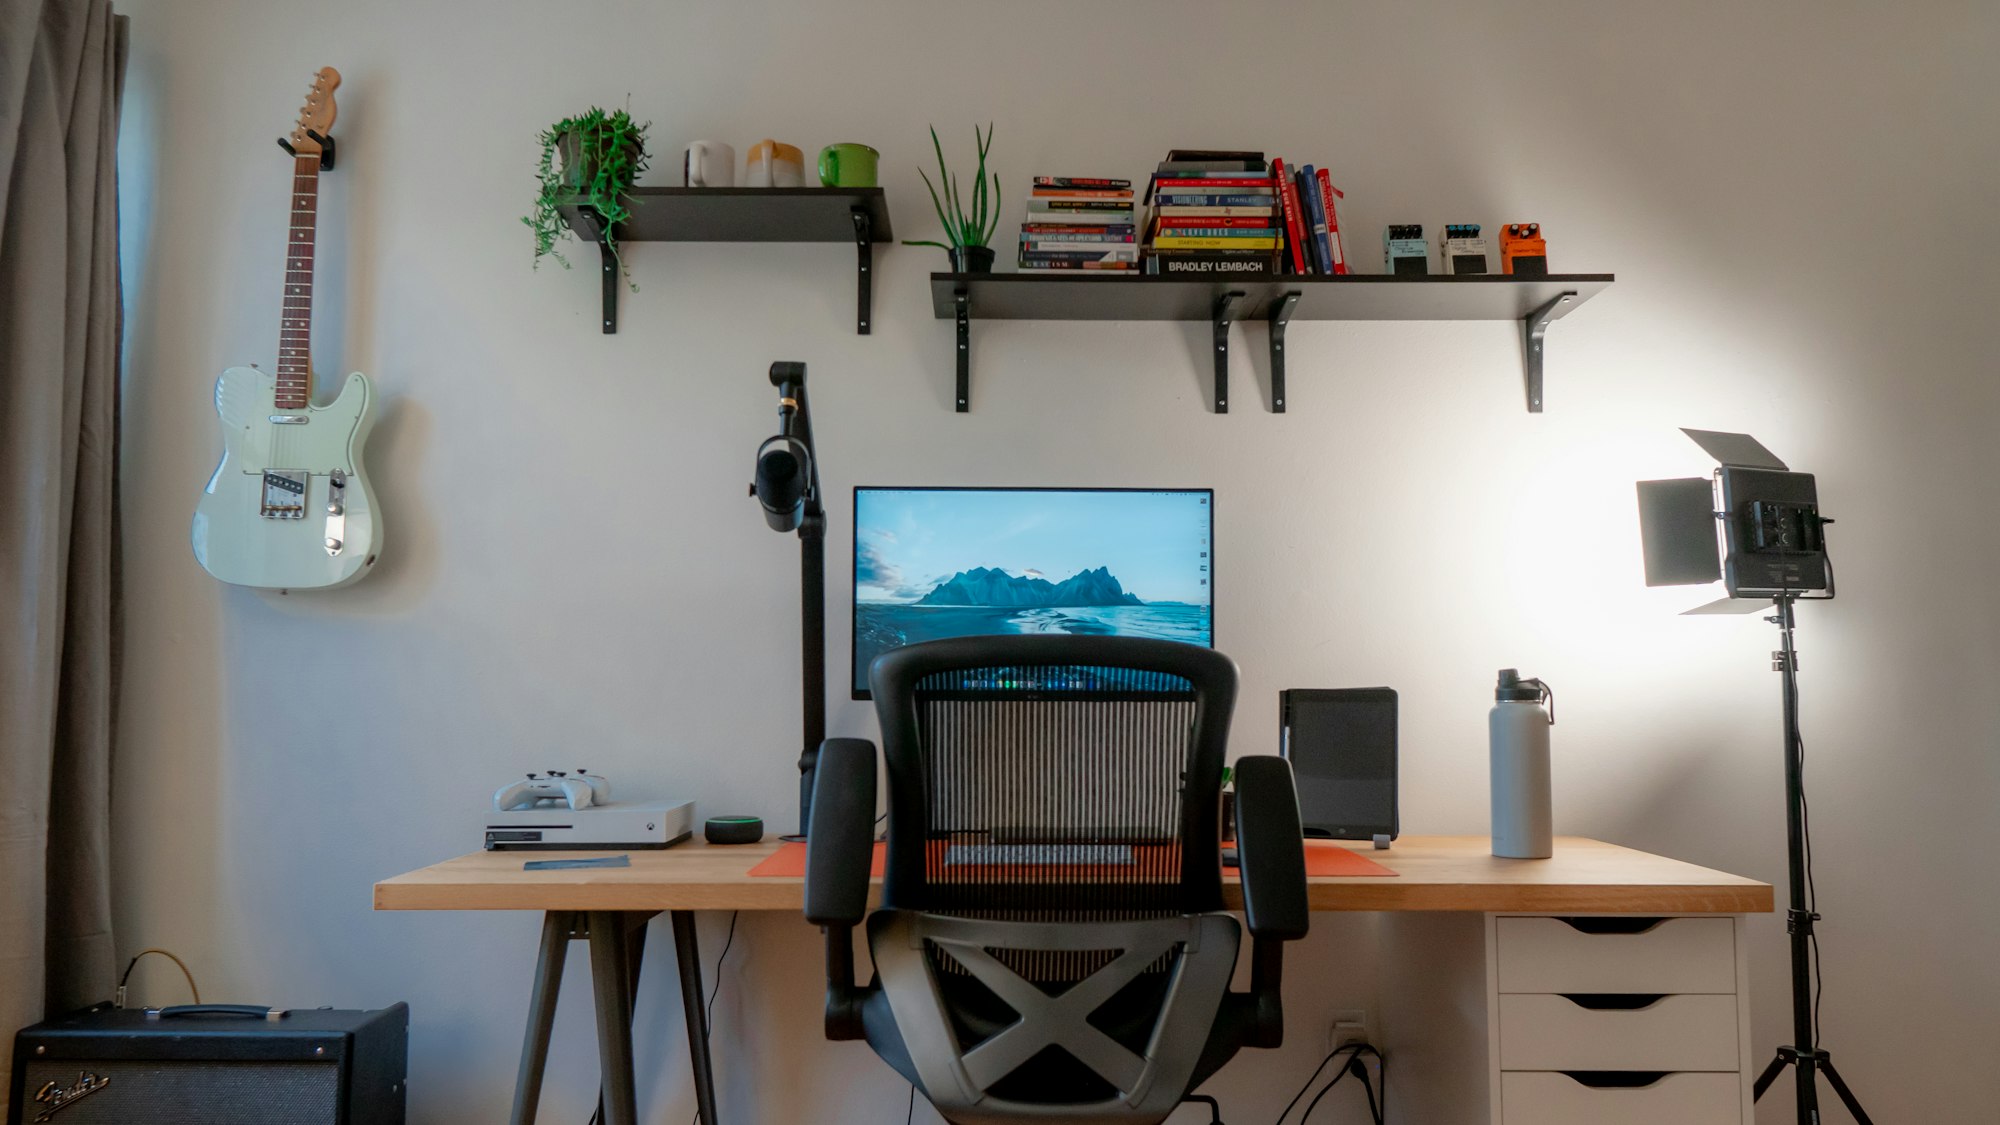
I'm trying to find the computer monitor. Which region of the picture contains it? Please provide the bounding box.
[852,487,1215,697]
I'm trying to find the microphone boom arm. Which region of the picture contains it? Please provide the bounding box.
[759,362,828,837]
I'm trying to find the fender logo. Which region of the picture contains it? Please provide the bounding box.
[33,1071,110,1121]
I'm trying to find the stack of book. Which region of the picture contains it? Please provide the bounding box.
[1142,151,1280,277]
[1018,176,1138,272]
[1268,157,1348,276]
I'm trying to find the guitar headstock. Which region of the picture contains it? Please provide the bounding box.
[286,67,341,157]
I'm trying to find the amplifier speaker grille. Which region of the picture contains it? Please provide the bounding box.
[18,1059,339,1124]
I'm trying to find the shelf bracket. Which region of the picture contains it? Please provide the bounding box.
[1213,291,1244,413]
[575,213,618,335]
[1521,291,1576,412]
[851,207,873,335]
[1268,291,1300,413]
[954,288,971,412]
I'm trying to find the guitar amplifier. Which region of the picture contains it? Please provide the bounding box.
[9,1004,407,1125]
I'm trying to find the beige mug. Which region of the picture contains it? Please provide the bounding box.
[745,139,805,188]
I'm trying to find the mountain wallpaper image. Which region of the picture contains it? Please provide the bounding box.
[916,565,1143,608]
[852,490,1214,692]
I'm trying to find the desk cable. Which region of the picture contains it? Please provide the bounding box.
[1276,1041,1384,1125]
[687,911,740,1125]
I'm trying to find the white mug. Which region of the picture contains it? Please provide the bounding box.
[683,140,735,187]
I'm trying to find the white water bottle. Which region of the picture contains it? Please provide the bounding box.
[1489,669,1554,859]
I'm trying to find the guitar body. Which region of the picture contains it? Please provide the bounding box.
[191,364,380,589]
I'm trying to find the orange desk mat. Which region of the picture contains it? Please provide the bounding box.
[746,839,1396,878]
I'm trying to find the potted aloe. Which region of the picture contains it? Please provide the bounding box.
[523,106,651,285]
[904,123,1000,272]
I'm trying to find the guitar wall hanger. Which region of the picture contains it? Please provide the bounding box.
[276,129,336,170]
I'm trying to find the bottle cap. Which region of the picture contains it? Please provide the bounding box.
[1495,669,1554,721]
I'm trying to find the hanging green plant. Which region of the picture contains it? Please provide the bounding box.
[903,123,1000,271]
[523,106,651,286]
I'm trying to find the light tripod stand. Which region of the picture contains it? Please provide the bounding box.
[1750,593,1873,1125]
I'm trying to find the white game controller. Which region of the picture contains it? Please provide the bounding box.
[493,770,612,812]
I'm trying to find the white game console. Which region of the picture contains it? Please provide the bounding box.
[483,798,695,851]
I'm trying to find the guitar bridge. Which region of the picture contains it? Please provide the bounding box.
[260,470,308,519]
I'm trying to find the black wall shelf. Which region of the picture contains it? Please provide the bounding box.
[560,187,894,335]
[927,272,1614,413]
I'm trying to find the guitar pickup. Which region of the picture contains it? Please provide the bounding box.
[261,470,308,519]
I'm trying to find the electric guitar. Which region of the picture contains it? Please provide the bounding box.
[192,67,380,589]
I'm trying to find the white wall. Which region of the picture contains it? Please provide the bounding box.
[109,1,1997,1121]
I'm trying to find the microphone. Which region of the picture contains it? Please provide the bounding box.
[753,436,809,532]
[751,361,814,532]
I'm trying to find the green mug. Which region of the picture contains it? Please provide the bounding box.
[818,143,879,188]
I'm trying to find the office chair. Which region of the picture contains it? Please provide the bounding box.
[806,635,1308,1125]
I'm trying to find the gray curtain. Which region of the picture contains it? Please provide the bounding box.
[0,0,126,1096]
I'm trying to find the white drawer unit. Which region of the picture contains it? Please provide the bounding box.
[1495,916,1737,995]
[1493,913,1751,1125]
[1500,1071,1744,1125]
[1375,912,1756,1125]
[1498,993,1740,1072]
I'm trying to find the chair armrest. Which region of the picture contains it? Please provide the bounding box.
[804,738,877,927]
[1233,755,1308,941]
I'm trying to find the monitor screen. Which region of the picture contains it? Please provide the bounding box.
[852,487,1214,697]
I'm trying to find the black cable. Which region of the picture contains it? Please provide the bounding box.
[1360,1060,1383,1125]
[703,912,741,1034]
[906,1082,915,1124]
[1274,1043,1360,1125]
[687,911,742,1125]
[1297,1056,1355,1123]
[1377,1047,1388,1124]
[1298,1045,1383,1125]
[1799,729,1822,1050]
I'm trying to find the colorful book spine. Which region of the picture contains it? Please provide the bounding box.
[1022,223,1137,235]
[1021,247,1140,262]
[1026,200,1137,213]
[1154,215,1272,229]
[1023,243,1139,255]
[1314,167,1347,275]
[1146,251,1278,277]
[1153,205,1277,218]
[1021,232,1138,244]
[1031,188,1135,199]
[1033,176,1132,189]
[1017,260,1138,270]
[1153,236,1277,250]
[1151,177,1275,190]
[1021,211,1137,224]
[1270,157,1310,275]
[1299,166,1332,274]
[1153,228,1278,239]
[1151,193,1275,207]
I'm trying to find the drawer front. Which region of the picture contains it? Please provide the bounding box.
[1499,994,1740,1072]
[1497,916,1737,995]
[1501,1071,1742,1125]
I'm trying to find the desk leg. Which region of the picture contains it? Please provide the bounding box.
[595,915,651,1125]
[587,911,640,1125]
[671,910,722,1125]
[511,911,575,1125]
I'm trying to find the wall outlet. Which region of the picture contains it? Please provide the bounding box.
[1327,1007,1376,1051]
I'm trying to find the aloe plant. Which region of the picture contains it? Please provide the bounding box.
[904,123,1001,252]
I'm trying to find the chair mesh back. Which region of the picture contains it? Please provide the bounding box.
[914,666,1197,918]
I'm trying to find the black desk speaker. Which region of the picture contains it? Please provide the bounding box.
[9,1004,407,1125]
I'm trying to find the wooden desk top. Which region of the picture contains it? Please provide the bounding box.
[374,836,1771,915]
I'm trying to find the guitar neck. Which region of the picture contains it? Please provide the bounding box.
[276,154,320,411]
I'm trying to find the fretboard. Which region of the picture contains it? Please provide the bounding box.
[276,154,320,410]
